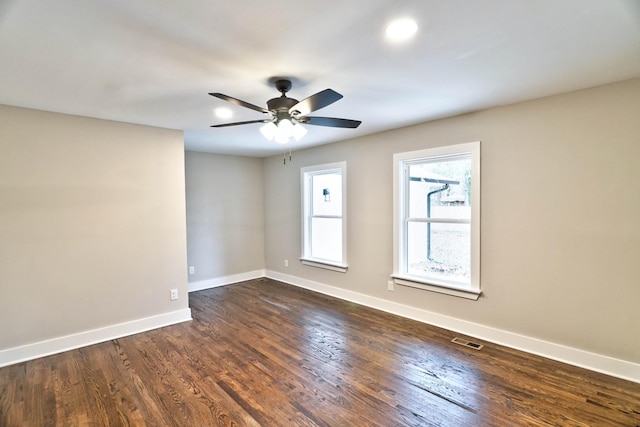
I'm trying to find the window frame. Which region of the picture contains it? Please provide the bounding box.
[392,142,481,299]
[300,161,348,273]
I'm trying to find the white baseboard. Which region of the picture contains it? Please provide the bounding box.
[266,270,640,384]
[0,308,192,368]
[4,270,638,384]
[188,269,266,292]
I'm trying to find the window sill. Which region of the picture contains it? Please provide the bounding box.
[300,258,348,273]
[391,275,481,300]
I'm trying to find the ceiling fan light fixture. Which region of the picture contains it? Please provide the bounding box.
[274,119,295,144]
[292,122,307,141]
[278,118,293,132]
[260,121,278,140]
[274,134,289,144]
[261,119,306,144]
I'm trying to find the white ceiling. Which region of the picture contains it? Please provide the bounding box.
[1,0,639,157]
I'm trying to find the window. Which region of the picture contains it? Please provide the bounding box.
[393,142,480,299]
[301,162,347,272]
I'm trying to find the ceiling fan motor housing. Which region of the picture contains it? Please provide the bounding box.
[267,96,299,124]
[267,79,301,120]
[267,96,298,112]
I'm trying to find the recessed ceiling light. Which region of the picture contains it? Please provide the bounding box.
[215,107,233,119]
[385,18,418,42]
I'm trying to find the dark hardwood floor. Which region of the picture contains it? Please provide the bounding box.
[1,278,639,426]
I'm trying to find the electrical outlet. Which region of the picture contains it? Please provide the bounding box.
[387,281,394,291]
[284,259,289,267]
[188,266,195,275]
[170,289,179,300]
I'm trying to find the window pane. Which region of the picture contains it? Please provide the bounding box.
[311,217,342,262]
[408,157,471,219]
[312,172,342,216]
[407,221,470,284]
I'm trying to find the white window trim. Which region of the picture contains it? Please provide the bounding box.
[392,141,481,300]
[300,161,348,273]
[300,259,348,273]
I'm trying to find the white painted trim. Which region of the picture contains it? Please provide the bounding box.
[188,269,266,292]
[265,270,640,384]
[301,161,348,269]
[392,275,481,300]
[300,258,348,273]
[393,141,481,295]
[0,308,192,368]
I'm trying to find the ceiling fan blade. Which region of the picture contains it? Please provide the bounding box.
[299,116,362,128]
[209,93,269,114]
[210,119,272,128]
[290,89,343,115]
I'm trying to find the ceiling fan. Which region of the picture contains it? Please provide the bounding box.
[209,79,361,144]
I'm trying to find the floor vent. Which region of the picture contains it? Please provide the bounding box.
[451,337,484,350]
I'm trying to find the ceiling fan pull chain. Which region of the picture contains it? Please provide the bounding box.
[282,147,293,165]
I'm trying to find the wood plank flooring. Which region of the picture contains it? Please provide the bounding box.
[1,278,639,426]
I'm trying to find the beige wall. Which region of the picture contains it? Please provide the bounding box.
[0,105,189,350]
[2,79,637,368]
[185,151,264,282]
[263,79,640,363]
